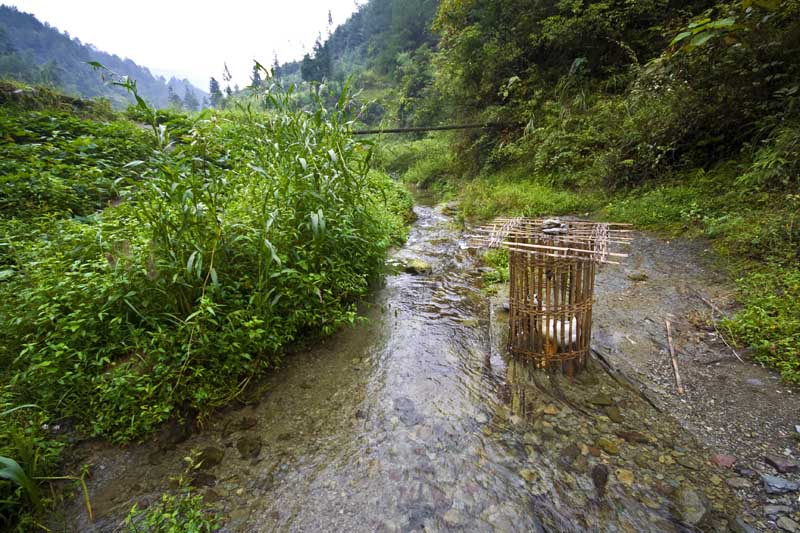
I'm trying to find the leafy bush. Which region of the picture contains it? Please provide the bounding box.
[724,268,800,384]
[123,453,220,532]
[0,79,409,442]
[0,108,151,217]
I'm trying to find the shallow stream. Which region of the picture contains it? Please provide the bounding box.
[56,201,740,532]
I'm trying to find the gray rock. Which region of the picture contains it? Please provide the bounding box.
[726,477,752,489]
[672,484,709,527]
[394,397,424,426]
[762,474,800,494]
[764,505,792,517]
[765,454,800,474]
[729,516,758,533]
[777,516,800,533]
[443,508,465,526]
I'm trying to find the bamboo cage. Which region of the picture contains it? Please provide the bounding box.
[470,218,630,374]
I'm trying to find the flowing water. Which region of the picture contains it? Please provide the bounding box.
[55,201,740,532]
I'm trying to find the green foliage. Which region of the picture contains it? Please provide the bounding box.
[0,77,409,446]
[481,248,509,284]
[459,166,603,220]
[724,268,800,383]
[124,453,220,532]
[0,393,64,531]
[0,106,152,217]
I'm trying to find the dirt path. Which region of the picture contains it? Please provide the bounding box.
[588,232,800,531]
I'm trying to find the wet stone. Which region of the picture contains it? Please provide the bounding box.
[592,464,609,497]
[617,431,649,444]
[729,516,759,533]
[765,454,800,474]
[237,416,257,430]
[560,444,581,466]
[198,446,225,470]
[674,455,700,471]
[725,477,752,489]
[761,474,800,494]
[596,437,620,455]
[672,484,709,527]
[190,472,217,488]
[236,435,262,459]
[394,397,424,426]
[443,508,465,526]
[589,393,614,407]
[616,469,634,487]
[777,516,800,533]
[710,453,737,469]
[543,404,560,416]
[764,505,792,517]
[605,406,624,423]
[403,258,433,275]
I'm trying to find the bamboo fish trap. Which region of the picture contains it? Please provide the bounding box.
[470,217,631,374]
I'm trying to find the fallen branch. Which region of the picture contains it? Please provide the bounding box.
[665,320,685,395]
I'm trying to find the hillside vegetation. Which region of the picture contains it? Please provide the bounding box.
[325,0,798,385]
[0,6,206,109]
[0,74,410,528]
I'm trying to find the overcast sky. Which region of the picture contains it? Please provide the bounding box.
[5,0,364,90]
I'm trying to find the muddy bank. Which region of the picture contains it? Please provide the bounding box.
[49,204,797,532]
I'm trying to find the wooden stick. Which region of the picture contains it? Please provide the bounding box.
[665,320,684,395]
[468,239,629,258]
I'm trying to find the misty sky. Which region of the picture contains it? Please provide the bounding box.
[4,0,364,90]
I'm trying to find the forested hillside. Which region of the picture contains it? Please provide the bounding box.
[276,0,440,125]
[0,6,206,109]
[289,0,799,384]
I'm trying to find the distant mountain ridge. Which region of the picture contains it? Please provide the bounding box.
[0,5,207,109]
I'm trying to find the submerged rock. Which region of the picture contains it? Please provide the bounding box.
[725,477,752,489]
[615,469,634,487]
[236,435,262,459]
[403,258,433,275]
[591,464,609,497]
[589,393,614,407]
[596,437,620,455]
[604,406,623,423]
[777,516,800,533]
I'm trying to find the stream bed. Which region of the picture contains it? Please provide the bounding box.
[54,201,743,532]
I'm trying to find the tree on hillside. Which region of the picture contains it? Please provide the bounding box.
[301,34,331,82]
[209,77,223,107]
[183,87,199,111]
[251,64,262,87]
[167,85,183,109]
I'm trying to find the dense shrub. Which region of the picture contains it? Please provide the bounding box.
[0,81,409,444]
